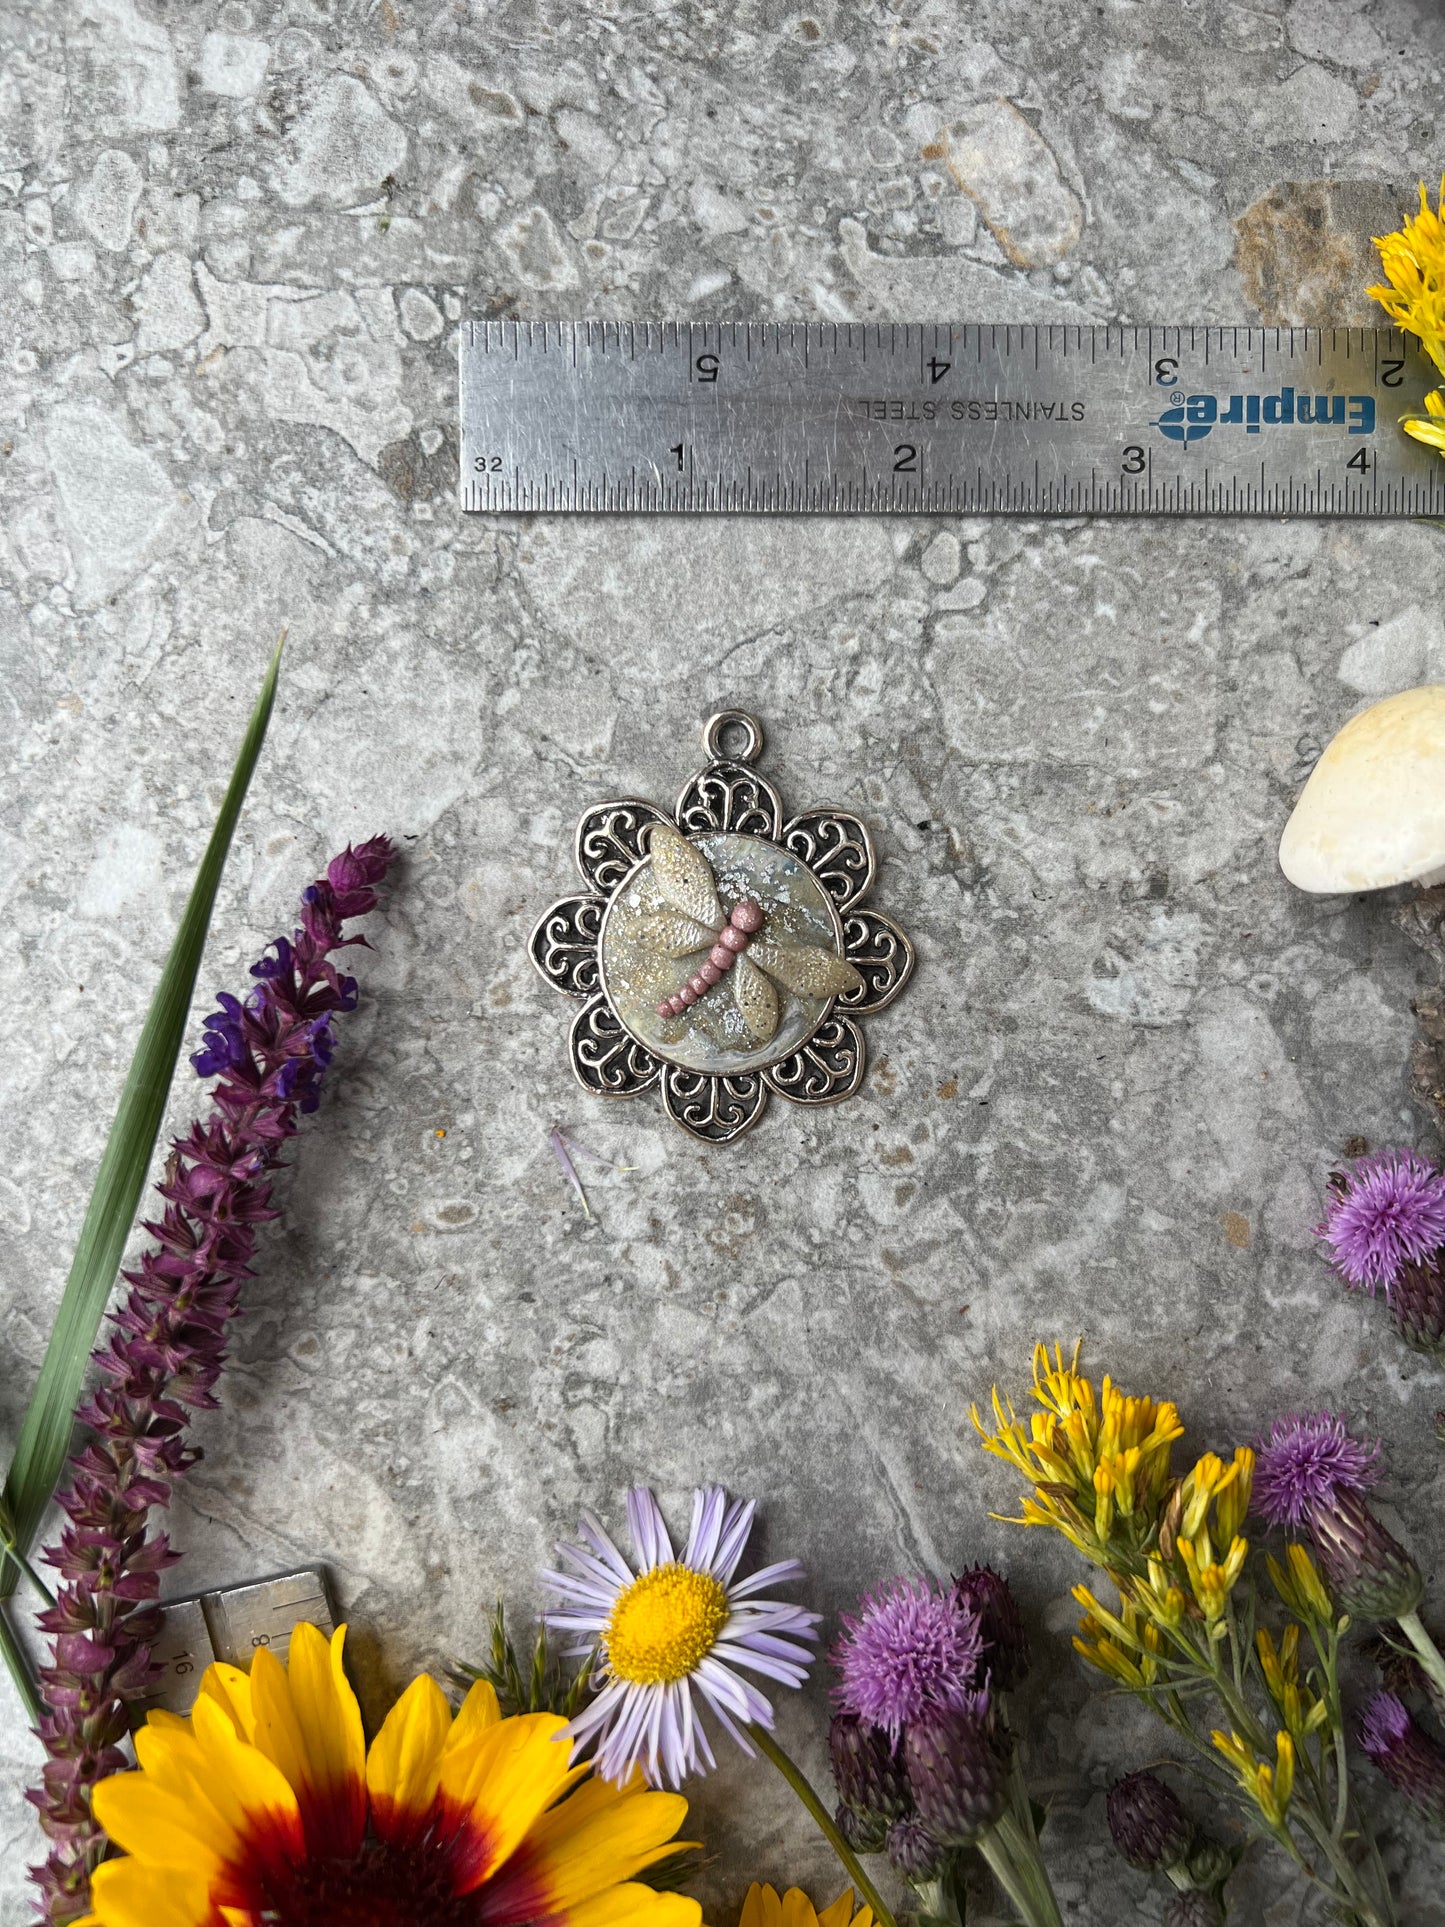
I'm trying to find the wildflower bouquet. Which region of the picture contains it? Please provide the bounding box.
[975,1345,1399,1927]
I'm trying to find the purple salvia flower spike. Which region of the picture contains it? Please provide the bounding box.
[26,836,394,1925]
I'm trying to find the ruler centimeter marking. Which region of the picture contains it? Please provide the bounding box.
[457,321,1445,518]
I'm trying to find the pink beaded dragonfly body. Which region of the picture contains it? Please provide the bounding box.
[642,823,862,1048]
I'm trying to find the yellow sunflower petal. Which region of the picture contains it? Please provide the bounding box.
[366,1670,453,1844]
[444,1675,503,1752]
[817,1894,865,1927]
[190,1693,307,1869]
[509,1781,694,1912]
[742,1886,784,1927]
[89,1773,233,1876]
[198,1661,257,1743]
[249,1623,365,1855]
[438,1711,579,1894]
[782,1892,821,1927]
[563,1883,703,1927]
[87,1859,212,1927]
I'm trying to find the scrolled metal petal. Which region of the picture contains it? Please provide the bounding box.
[838,909,917,1013]
[570,994,660,1097]
[782,807,876,909]
[676,760,783,840]
[528,893,605,1000]
[764,1016,865,1105]
[662,1065,768,1142]
[574,798,669,897]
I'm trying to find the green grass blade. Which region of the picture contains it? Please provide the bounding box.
[0,636,283,1604]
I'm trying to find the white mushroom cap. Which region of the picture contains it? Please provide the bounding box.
[1279,684,1445,893]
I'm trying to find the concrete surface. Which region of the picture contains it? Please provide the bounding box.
[3,0,1445,1919]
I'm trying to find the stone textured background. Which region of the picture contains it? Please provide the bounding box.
[3,0,1445,1919]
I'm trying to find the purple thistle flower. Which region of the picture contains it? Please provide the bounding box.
[1254,1413,1422,1623]
[832,1576,985,1741]
[27,837,395,1925]
[1318,1148,1445,1292]
[1252,1411,1381,1530]
[1359,1691,1445,1829]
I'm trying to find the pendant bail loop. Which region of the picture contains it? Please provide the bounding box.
[703,709,763,765]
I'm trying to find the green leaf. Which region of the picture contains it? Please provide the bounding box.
[0,637,283,1606]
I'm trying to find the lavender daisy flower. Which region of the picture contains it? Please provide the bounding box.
[1254,1412,1422,1622]
[1359,1691,1445,1829]
[832,1576,984,1740]
[544,1484,819,1788]
[1318,1148,1445,1291]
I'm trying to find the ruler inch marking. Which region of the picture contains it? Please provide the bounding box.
[458,322,1445,519]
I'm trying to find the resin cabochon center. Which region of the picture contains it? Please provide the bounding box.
[599,830,845,1075]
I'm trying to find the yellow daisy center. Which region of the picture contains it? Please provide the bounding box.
[605,1562,729,1684]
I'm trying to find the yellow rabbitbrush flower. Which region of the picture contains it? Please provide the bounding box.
[1370,179,1445,378]
[740,1885,873,1927]
[1071,1585,1163,1689]
[77,1623,700,1927]
[1211,1728,1297,1830]
[1401,386,1445,453]
[972,1342,1184,1563]
[1268,1543,1334,1627]
[1177,1532,1249,1625]
[1176,1448,1254,1550]
[1256,1626,1330,1744]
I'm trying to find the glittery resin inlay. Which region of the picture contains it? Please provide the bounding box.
[600,831,846,1075]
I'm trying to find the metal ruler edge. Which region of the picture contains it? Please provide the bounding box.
[457,320,1445,519]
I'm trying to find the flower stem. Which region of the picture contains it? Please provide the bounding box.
[0,1532,56,1609]
[976,1813,1062,1927]
[1396,1610,1445,1705]
[754,1726,898,1927]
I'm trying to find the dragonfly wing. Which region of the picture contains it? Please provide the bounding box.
[649,823,724,927]
[636,911,719,958]
[731,950,779,1046]
[750,939,864,999]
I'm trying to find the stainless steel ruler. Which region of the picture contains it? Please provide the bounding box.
[458,321,1445,518]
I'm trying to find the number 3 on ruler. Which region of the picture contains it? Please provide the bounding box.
[1122,446,1146,474]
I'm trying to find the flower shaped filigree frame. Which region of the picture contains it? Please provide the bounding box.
[529,712,915,1144]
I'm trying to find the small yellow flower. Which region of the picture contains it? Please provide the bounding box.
[1134,1555,1188,1632]
[740,1885,873,1927]
[1268,1543,1333,1625]
[1402,387,1445,453]
[1370,180,1445,378]
[1210,1728,1296,1828]
[1256,1625,1330,1742]
[972,1343,1183,1564]
[1072,1585,1162,1688]
[1177,1532,1248,1623]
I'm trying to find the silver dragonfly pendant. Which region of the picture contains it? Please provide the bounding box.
[529,711,916,1145]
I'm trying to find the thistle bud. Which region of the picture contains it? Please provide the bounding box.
[903,1702,1010,1848]
[952,1564,1029,1692]
[1389,1258,1445,1356]
[1310,1487,1424,1622]
[885,1814,951,1882]
[1106,1772,1192,1873]
[1164,1894,1226,1927]
[835,1802,889,1855]
[1359,1691,1445,1829]
[828,1711,910,1822]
